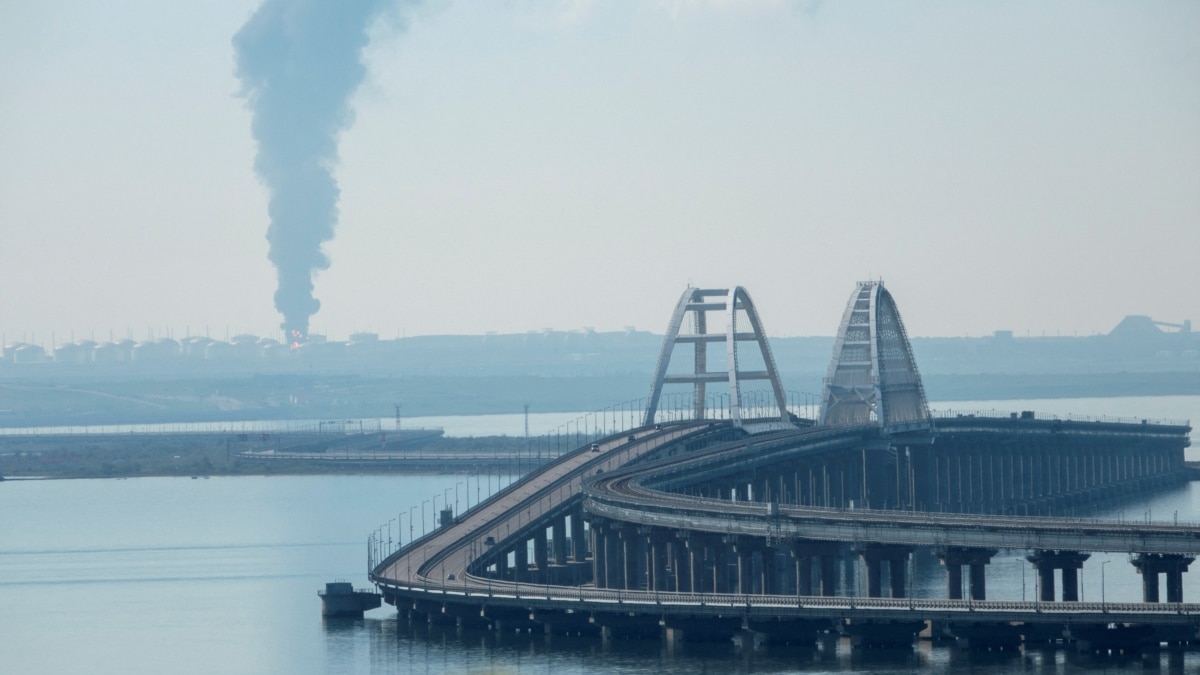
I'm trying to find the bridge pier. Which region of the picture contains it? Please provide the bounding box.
[791,541,840,596]
[620,528,639,590]
[551,517,567,566]
[534,528,548,582]
[590,522,607,587]
[732,537,754,594]
[570,509,588,563]
[937,548,996,600]
[859,545,912,598]
[1026,550,1089,602]
[1131,553,1194,603]
[514,540,529,583]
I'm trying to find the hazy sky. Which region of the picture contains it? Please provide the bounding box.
[2,1,1197,344]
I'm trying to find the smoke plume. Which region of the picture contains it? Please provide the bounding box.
[233,0,391,338]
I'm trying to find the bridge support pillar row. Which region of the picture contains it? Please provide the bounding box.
[1132,553,1195,603]
[937,548,996,601]
[1027,550,1089,602]
[860,546,912,599]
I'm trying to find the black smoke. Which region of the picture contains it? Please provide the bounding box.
[233,0,392,338]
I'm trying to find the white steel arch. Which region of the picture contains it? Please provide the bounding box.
[644,286,789,429]
[819,281,931,432]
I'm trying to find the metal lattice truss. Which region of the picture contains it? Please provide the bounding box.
[819,281,931,432]
[644,287,789,428]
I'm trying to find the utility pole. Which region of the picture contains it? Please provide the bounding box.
[524,404,531,460]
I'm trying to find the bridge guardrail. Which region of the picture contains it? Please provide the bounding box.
[376,572,1200,621]
[931,408,1189,428]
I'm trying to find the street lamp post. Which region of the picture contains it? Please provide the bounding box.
[1101,560,1111,609]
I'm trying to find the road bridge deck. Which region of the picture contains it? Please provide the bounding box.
[584,425,1200,555]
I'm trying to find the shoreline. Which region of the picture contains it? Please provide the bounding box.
[0,433,533,481]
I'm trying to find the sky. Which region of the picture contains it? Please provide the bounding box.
[1,0,1198,344]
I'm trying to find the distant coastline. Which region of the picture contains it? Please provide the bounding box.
[0,370,1197,429]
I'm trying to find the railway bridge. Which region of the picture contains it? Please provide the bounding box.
[368,282,1195,650]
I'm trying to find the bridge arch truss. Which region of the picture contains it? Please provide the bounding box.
[644,286,789,429]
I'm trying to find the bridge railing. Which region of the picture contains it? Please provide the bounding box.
[380,572,1200,619]
[930,408,1189,427]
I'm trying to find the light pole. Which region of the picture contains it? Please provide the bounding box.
[1101,560,1110,609]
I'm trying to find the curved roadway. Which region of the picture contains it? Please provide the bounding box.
[370,420,1200,626]
[584,425,1200,555]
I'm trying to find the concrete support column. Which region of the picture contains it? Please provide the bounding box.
[534,529,548,580]
[687,542,701,593]
[819,554,837,597]
[937,547,996,601]
[495,549,509,579]
[968,563,987,601]
[1167,569,1185,603]
[513,540,528,583]
[946,563,963,600]
[796,554,813,596]
[865,556,883,598]
[860,546,912,599]
[1037,563,1055,602]
[892,556,908,598]
[708,546,723,593]
[673,541,690,593]
[736,547,753,595]
[1027,550,1089,602]
[591,524,607,588]
[605,529,623,589]
[1061,566,1080,601]
[570,512,587,562]
[621,533,637,590]
[551,518,567,566]
[1144,568,1161,603]
[761,549,778,595]
[1132,553,1195,603]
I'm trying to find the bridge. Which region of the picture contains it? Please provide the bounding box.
[367,282,1196,651]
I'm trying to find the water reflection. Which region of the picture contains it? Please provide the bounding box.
[333,611,1200,674]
